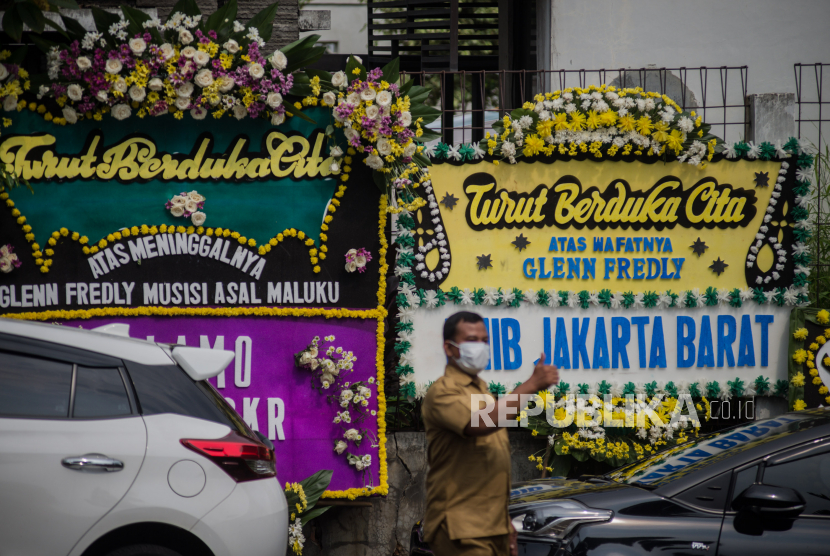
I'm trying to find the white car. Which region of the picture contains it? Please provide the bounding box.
[0,319,288,556]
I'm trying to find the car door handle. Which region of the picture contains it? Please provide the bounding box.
[62,454,124,472]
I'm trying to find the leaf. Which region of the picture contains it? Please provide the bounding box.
[7,45,28,65]
[280,35,326,74]
[282,46,326,75]
[325,125,334,136]
[419,128,442,140]
[60,14,87,41]
[17,2,46,34]
[283,106,316,125]
[412,153,431,167]
[571,450,588,462]
[398,79,414,97]
[280,33,320,57]
[549,454,571,478]
[299,469,333,508]
[43,16,68,39]
[121,6,151,37]
[30,33,60,53]
[167,0,201,19]
[304,67,332,83]
[91,6,122,36]
[373,170,387,192]
[380,57,400,84]
[299,505,330,526]
[3,7,24,42]
[345,55,366,84]
[204,0,236,32]
[246,1,280,44]
[48,0,80,8]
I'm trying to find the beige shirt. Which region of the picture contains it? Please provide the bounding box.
[422,365,512,542]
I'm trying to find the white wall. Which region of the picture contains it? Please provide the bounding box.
[300,0,367,56]
[550,0,830,95]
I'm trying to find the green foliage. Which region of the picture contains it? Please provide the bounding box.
[284,469,333,526]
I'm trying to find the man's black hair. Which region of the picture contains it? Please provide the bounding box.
[443,311,484,341]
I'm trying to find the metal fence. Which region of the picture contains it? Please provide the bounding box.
[795,63,830,306]
[401,66,750,145]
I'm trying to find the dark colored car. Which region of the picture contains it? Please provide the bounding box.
[411,408,830,555]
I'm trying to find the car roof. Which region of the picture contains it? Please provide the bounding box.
[0,318,173,366]
[653,408,830,497]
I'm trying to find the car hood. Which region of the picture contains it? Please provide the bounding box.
[510,477,649,508]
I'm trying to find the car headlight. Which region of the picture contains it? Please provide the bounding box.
[510,499,612,540]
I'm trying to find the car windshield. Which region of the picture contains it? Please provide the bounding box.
[606,412,826,488]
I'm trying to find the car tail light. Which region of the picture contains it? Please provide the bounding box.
[181,431,276,482]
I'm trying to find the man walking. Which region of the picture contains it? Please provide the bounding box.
[422,311,559,556]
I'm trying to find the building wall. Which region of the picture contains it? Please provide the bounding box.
[300,0,368,56]
[549,0,830,95]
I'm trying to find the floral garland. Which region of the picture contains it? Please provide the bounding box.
[790,309,830,410]
[32,4,311,125]
[294,334,379,483]
[524,392,701,470]
[321,194,390,499]
[2,305,383,322]
[299,57,441,213]
[480,85,721,167]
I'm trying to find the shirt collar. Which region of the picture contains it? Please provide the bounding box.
[444,364,486,390]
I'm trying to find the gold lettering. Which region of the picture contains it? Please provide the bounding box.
[724,197,747,222]
[530,188,547,222]
[223,138,248,180]
[78,135,99,179]
[686,182,717,224]
[553,182,580,224]
[160,154,179,180]
[573,198,593,224]
[640,181,678,223]
[590,191,608,222]
[176,138,210,180]
[305,134,325,178]
[467,183,496,226]
[0,135,56,179]
[97,137,154,180]
[501,192,519,223]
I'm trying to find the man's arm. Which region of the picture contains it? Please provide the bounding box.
[464,353,558,436]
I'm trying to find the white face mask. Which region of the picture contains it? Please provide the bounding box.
[448,341,490,375]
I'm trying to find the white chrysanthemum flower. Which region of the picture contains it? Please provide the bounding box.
[524,289,538,305]
[447,144,461,161]
[677,116,694,133]
[460,288,474,305]
[483,287,501,306]
[471,142,486,159]
[798,138,817,155]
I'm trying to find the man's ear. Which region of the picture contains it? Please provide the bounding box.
[443,340,455,359]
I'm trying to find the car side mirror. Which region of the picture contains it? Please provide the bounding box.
[732,484,805,518]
